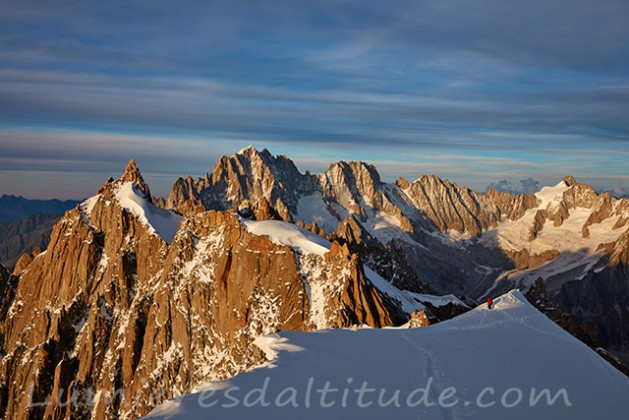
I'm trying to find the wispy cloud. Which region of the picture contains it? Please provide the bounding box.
[0,0,628,197]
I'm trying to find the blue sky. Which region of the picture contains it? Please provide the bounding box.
[1,0,628,199]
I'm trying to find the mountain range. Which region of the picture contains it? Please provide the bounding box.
[0,195,78,225]
[167,146,629,360]
[0,146,627,419]
[0,196,79,269]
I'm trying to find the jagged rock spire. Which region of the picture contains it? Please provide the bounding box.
[119,159,152,201]
[562,175,578,187]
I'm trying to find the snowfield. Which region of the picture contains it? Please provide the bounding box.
[241,219,331,256]
[114,182,182,244]
[145,290,629,420]
[242,218,436,315]
[81,182,182,244]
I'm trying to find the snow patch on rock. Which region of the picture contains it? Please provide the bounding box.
[242,219,330,256]
[114,182,182,244]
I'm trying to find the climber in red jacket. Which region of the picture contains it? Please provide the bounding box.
[487,297,494,309]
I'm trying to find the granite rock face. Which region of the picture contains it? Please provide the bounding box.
[0,161,411,419]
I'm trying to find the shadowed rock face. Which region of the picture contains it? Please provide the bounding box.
[0,162,407,420]
[0,263,16,325]
[555,232,629,364]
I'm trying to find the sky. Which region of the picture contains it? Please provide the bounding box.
[1,0,628,199]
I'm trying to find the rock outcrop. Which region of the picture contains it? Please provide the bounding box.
[167,146,314,221]
[12,246,42,275]
[401,175,501,236]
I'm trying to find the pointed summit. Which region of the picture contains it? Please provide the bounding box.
[234,145,274,162]
[237,145,257,155]
[119,159,152,201]
[120,159,142,183]
[562,175,578,187]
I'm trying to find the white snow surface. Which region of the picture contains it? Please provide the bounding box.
[535,181,569,210]
[242,219,331,256]
[414,293,469,308]
[115,182,182,244]
[80,194,101,216]
[493,205,622,256]
[145,290,629,420]
[295,192,340,234]
[475,179,624,255]
[363,267,426,314]
[81,182,182,244]
[243,218,438,315]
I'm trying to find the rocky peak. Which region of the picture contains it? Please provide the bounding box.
[324,161,381,185]
[395,176,411,190]
[486,188,538,221]
[98,159,153,204]
[404,174,500,236]
[535,177,614,232]
[236,144,263,156]
[607,231,629,266]
[333,215,380,250]
[232,145,274,169]
[2,197,405,418]
[183,147,315,220]
[319,161,382,212]
[120,159,152,199]
[232,145,290,170]
[414,174,452,189]
[12,247,42,275]
[237,144,256,153]
[562,175,578,187]
[407,174,542,235]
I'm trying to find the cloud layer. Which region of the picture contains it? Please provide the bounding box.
[1,0,628,198]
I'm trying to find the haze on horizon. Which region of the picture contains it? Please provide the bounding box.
[1,0,628,199]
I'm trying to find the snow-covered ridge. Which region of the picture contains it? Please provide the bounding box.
[534,180,569,210]
[295,192,341,235]
[81,182,182,244]
[241,219,330,256]
[237,144,257,155]
[242,217,450,315]
[482,179,612,249]
[80,194,101,216]
[411,293,468,308]
[146,290,629,420]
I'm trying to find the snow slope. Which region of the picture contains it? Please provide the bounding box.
[242,218,429,314]
[535,181,569,210]
[295,192,340,235]
[242,219,331,256]
[81,182,182,244]
[145,291,629,420]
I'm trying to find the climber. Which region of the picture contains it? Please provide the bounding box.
[487,297,494,309]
